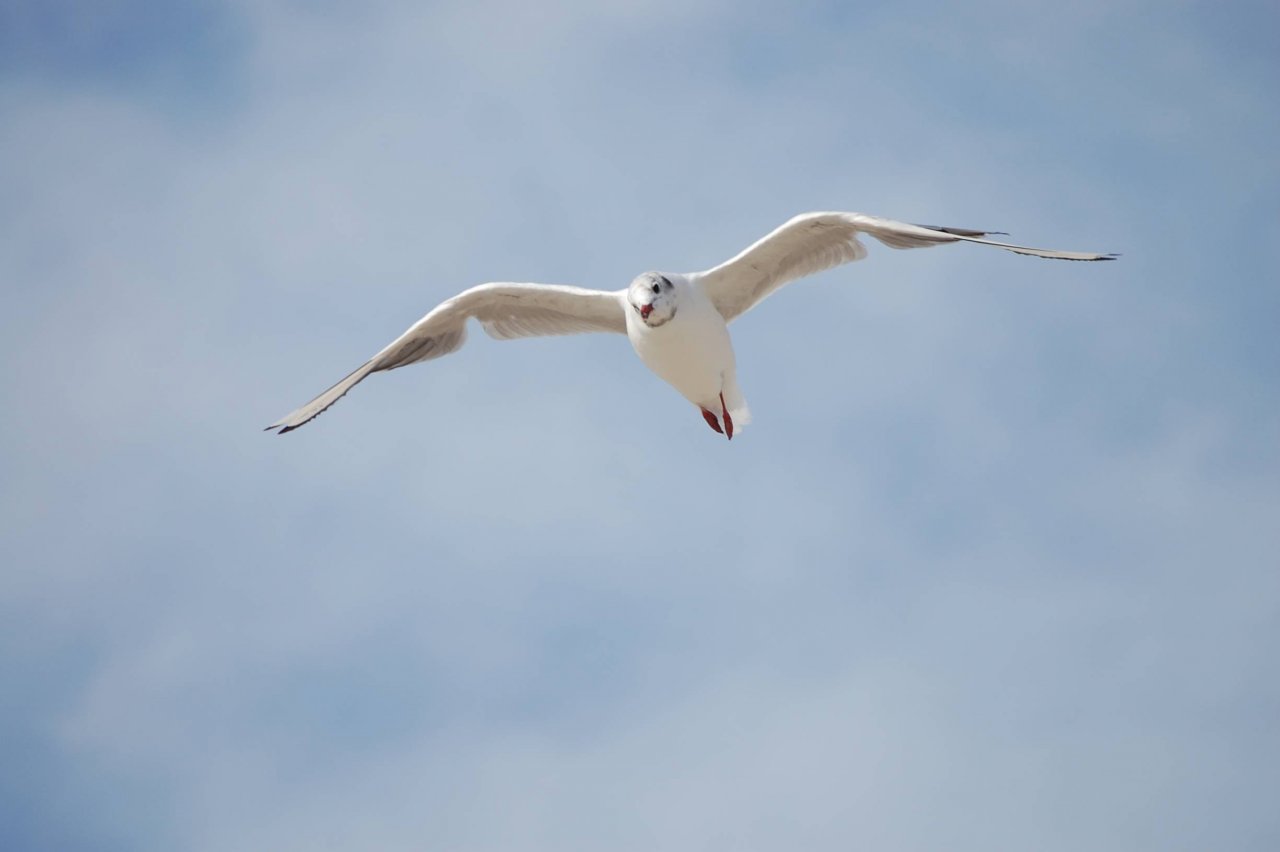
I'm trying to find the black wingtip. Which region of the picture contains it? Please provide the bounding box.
[916,223,1009,237]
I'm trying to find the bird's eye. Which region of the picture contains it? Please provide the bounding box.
[651,283,660,294]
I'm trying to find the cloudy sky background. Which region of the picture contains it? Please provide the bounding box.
[2,0,1277,849]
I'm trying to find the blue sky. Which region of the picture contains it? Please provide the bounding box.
[1,0,1277,849]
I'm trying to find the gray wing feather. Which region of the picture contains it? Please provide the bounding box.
[698,211,1117,322]
[266,283,625,433]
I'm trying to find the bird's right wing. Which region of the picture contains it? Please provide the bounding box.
[266,282,627,434]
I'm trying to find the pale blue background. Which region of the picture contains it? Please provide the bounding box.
[2,1,1277,850]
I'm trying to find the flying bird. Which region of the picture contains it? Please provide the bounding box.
[266,211,1116,438]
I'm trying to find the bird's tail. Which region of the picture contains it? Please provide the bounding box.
[722,370,752,430]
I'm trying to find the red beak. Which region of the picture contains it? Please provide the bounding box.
[640,304,653,319]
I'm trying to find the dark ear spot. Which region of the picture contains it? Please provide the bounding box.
[661,276,673,289]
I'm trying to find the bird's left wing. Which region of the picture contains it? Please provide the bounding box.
[698,211,1117,322]
[266,282,626,434]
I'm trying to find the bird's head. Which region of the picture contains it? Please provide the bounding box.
[627,272,678,328]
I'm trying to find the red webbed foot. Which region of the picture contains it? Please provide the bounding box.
[701,408,724,435]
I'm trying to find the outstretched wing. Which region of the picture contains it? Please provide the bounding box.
[266,282,626,434]
[698,211,1117,322]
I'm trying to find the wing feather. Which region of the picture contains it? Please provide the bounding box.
[698,211,1116,322]
[266,282,625,433]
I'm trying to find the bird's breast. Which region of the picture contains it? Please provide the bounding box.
[627,299,735,404]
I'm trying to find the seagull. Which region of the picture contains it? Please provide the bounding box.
[266,211,1115,438]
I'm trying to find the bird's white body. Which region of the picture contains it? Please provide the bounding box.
[624,274,750,427]
[266,211,1115,438]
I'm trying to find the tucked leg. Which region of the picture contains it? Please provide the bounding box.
[700,408,724,434]
[720,392,734,440]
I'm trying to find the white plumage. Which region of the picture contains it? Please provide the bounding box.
[266,211,1115,437]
